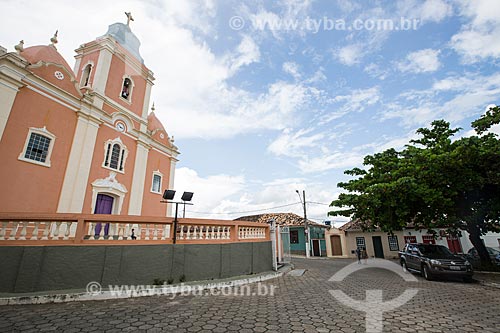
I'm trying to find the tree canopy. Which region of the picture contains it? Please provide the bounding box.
[329,106,500,264]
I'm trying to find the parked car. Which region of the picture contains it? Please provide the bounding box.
[399,243,473,282]
[465,247,500,267]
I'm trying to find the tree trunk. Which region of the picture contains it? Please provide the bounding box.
[467,224,492,266]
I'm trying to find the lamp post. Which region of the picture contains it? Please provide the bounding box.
[161,190,194,244]
[296,189,310,258]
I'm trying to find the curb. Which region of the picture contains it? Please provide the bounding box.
[477,280,500,289]
[474,270,500,275]
[0,265,292,306]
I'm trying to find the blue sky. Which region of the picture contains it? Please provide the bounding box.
[2,0,500,225]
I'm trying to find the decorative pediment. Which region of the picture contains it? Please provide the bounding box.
[91,171,127,193]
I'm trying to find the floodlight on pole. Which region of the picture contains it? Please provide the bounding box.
[161,190,194,244]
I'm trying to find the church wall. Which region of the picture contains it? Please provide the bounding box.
[141,148,172,216]
[0,87,77,212]
[81,125,137,215]
[74,51,100,87]
[104,55,147,118]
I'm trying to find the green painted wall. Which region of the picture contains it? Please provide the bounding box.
[0,242,272,293]
[289,226,327,256]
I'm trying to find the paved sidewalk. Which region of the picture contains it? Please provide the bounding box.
[1,258,499,332]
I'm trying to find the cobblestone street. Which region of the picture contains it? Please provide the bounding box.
[1,258,499,332]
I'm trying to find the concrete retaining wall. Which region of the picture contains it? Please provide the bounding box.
[0,242,272,293]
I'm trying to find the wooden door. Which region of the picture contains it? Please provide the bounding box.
[330,235,342,255]
[312,239,321,256]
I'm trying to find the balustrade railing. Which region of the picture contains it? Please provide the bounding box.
[0,213,269,245]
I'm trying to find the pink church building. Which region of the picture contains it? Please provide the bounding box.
[0,20,179,217]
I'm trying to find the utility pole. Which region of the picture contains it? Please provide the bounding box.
[296,190,310,258]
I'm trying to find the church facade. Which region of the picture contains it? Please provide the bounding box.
[0,21,178,216]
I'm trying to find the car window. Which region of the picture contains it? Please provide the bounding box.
[418,244,453,255]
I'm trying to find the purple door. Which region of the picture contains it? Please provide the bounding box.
[94,194,114,236]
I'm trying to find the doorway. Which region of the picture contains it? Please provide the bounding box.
[372,236,385,258]
[312,239,321,256]
[94,193,114,236]
[330,235,343,256]
[446,236,462,254]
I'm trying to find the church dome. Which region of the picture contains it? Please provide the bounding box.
[148,111,173,147]
[102,22,143,63]
[147,112,166,133]
[21,45,74,76]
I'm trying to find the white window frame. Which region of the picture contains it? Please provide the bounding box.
[18,126,56,167]
[356,237,366,249]
[388,235,399,251]
[151,170,163,194]
[80,62,93,87]
[119,75,134,104]
[102,137,128,174]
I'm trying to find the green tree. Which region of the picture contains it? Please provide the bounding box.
[329,107,500,266]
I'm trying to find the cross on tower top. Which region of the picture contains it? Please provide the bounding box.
[125,12,134,26]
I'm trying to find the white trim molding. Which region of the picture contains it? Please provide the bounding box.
[119,75,134,104]
[102,137,128,174]
[80,61,94,88]
[150,169,163,194]
[18,126,56,167]
[91,171,128,214]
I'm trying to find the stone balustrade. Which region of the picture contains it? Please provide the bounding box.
[0,213,270,245]
[238,226,267,239]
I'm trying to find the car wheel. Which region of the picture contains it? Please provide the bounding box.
[401,260,408,273]
[422,265,433,281]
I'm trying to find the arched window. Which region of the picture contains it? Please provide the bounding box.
[103,138,127,173]
[81,63,92,87]
[121,77,133,100]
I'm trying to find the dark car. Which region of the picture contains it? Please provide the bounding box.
[465,247,500,268]
[399,243,473,282]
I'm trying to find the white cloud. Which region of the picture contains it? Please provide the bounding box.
[451,0,500,63]
[397,49,441,73]
[298,152,365,173]
[247,0,313,39]
[176,167,336,221]
[334,44,364,66]
[320,87,381,124]
[282,61,301,79]
[398,0,453,23]
[161,0,216,34]
[267,128,324,157]
[174,167,246,218]
[227,35,260,74]
[381,73,500,126]
[364,63,389,80]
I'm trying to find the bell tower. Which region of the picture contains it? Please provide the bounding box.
[73,13,155,120]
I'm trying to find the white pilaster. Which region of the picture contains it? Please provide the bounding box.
[166,159,177,217]
[92,44,113,96]
[57,114,100,213]
[0,80,19,142]
[0,63,25,142]
[141,80,153,120]
[128,140,150,215]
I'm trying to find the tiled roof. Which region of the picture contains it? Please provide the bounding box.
[234,213,327,227]
[340,219,417,232]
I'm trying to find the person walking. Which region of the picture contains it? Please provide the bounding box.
[362,247,368,264]
[355,247,361,264]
